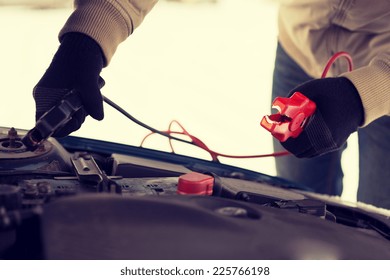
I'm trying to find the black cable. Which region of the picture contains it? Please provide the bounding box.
[102,95,195,146]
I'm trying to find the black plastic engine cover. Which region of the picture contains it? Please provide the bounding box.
[41,194,390,260]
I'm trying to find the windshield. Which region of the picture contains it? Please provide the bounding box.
[0,0,359,204]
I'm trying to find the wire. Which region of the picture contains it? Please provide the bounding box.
[104,96,288,162]
[141,120,289,162]
[103,95,194,147]
[321,51,353,78]
[105,51,353,163]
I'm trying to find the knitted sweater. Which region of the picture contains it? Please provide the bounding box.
[59,0,158,65]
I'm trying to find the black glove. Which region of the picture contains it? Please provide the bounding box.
[281,77,364,158]
[33,32,104,137]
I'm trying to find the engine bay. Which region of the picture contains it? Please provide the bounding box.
[1,126,390,260]
[0,126,305,204]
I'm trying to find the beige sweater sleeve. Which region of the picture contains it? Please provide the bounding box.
[59,0,158,65]
[341,50,390,126]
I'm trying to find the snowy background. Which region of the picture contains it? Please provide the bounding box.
[0,0,358,202]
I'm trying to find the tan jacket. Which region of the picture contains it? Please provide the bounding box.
[278,0,390,125]
[59,0,158,65]
[61,0,389,126]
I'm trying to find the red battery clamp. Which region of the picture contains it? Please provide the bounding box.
[260,92,316,142]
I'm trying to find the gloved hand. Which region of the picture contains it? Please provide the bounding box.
[281,77,364,158]
[33,32,104,137]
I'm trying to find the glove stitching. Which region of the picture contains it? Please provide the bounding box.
[306,111,338,156]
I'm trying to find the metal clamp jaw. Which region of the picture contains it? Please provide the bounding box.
[260,92,316,142]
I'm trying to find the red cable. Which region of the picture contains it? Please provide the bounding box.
[321,51,353,78]
[141,120,289,162]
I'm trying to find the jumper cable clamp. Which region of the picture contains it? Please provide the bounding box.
[260,92,316,142]
[22,90,83,151]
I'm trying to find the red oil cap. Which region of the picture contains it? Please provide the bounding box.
[177,172,214,195]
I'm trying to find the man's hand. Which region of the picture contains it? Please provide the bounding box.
[33,32,104,137]
[281,77,364,158]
